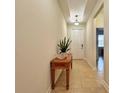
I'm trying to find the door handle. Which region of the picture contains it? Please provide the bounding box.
[81,44,83,49]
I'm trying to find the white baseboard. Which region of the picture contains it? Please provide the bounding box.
[46,70,62,93]
[102,80,109,92]
[73,58,96,71]
[88,62,96,71]
[84,58,108,92]
[46,84,52,93]
[84,58,96,71]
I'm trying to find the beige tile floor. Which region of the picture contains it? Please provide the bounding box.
[51,60,108,93]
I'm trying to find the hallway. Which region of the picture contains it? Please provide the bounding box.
[51,60,107,93]
[15,0,109,93]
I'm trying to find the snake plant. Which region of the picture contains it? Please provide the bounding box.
[57,37,72,53]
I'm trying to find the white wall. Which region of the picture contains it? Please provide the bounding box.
[85,17,95,69]
[104,0,109,85]
[85,0,109,87]
[16,0,67,93]
[86,0,104,69]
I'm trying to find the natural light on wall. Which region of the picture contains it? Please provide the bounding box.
[95,8,104,28]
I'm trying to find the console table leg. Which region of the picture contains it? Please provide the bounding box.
[71,61,72,69]
[66,68,69,90]
[51,69,55,89]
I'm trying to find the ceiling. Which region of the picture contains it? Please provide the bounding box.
[58,0,98,24]
[67,0,86,23]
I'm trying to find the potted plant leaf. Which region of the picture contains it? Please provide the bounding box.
[57,37,72,58]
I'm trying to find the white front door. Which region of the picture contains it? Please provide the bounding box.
[69,27,85,59]
[71,30,83,59]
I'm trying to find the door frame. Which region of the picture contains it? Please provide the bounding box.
[93,2,104,70]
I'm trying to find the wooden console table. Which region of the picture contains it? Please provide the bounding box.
[50,54,72,90]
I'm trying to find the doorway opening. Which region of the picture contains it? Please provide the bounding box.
[94,5,104,78]
[96,28,104,72]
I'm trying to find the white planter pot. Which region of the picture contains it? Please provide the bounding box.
[57,53,67,59]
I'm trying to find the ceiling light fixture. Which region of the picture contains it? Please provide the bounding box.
[74,15,79,26]
[74,20,79,25]
[74,22,79,25]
